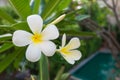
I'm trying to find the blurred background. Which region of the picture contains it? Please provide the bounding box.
[0,0,120,80]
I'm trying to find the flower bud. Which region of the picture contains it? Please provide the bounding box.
[50,14,66,24]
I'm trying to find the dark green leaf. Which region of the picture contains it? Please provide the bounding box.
[14,48,25,68]
[55,66,65,80]
[57,0,72,11]
[0,36,11,41]
[0,48,24,73]
[76,15,90,21]
[60,30,97,37]
[0,43,13,53]
[9,0,32,20]
[12,22,30,31]
[0,9,16,23]
[41,0,61,20]
[61,73,70,80]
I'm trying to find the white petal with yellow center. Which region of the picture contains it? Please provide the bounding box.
[63,50,82,60]
[27,15,43,33]
[12,30,32,47]
[12,14,60,62]
[39,41,56,56]
[60,48,81,64]
[26,44,41,62]
[65,38,80,50]
[41,24,59,40]
[58,34,82,64]
[31,33,43,44]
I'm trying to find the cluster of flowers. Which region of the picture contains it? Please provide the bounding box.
[12,14,82,64]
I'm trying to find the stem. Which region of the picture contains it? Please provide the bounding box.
[40,60,43,80]
[54,66,65,80]
[111,0,120,30]
[39,54,49,80]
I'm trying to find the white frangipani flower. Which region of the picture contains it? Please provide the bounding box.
[58,34,82,64]
[12,14,59,62]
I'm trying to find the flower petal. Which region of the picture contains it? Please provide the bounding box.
[39,41,56,56]
[65,37,80,50]
[65,57,75,64]
[62,55,75,64]
[12,30,32,47]
[62,33,66,47]
[60,50,82,64]
[41,24,59,40]
[26,44,41,62]
[27,15,43,33]
[68,50,82,60]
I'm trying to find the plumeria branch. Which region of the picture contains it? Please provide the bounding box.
[103,0,120,30]
[79,18,120,61]
[81,18,120,50]
[103,0,113,9]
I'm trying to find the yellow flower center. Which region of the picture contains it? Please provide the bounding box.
[60,47,70,54]
[31,33,43,43]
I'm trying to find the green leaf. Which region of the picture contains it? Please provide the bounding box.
[55,66,65,80]
[39,54,49,80]
[0,36,11,41]
[0,33,12,38]
[57,0,72,11]
[14,48,25,68]
[0,25,10,28]
[60,30,97,37]
[12,22,30,31]
[0,48,24,73]
[0,33,12,41]
[9,0,32,20]
[76,15,90,21]
[0,9,16,23]
[33,0,41,14]
[0,43,13,53]
[41,0,61,20]
[61,73,70,80]
[45,0,49,3]
[0,23,30,33]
